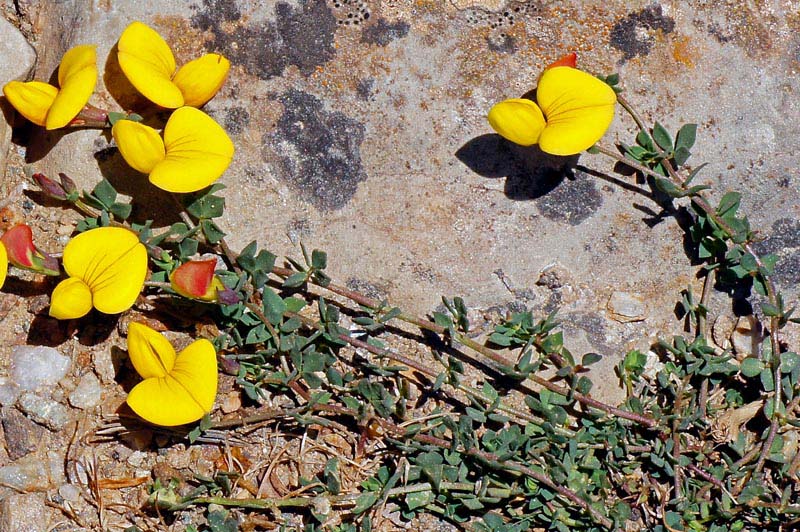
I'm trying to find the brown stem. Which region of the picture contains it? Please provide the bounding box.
[67,103,109,128]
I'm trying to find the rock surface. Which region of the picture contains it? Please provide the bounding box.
[10,345,71,392]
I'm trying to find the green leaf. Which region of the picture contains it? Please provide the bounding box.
[109,202,132,220]
[263,288,287,324]
[282,272,307,288]
[740,357,762,378]
[311,249,327,270]
[92,179,117,208]
[201,219,226,244]
[405,489,434,511]
[683,162,708,186]
[177,238,198,259]
[352,491,379,514]
[581,352,602,366]
[652,122,673,151]
[675,123,697,151]
[673,146,691,166]
[186,189,225,219]
[653,177,683,198]
[717,192,741,217]
[207,510,238,532]
[780,352,800,374]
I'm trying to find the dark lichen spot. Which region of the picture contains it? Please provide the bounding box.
[191,0,337,80]
[752,218,800,255]
[356,78,375,101]
[224,106,250,135]
[610,4,675,61]
[562,312,615,353]
[775,253,800,285]
[535,171,603,225]
[346,278,387,300]
[487,32,517,53]
[265,89,366,211]
[360,18,410,46]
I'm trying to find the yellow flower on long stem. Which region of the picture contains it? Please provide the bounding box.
[49,227,147,320]
[112,106,234,193]
[117,21,230,109]
[126,322,218,426]
[487,56,617,156]
[2,45,97,130]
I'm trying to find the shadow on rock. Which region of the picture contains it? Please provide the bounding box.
[455,133,579,200]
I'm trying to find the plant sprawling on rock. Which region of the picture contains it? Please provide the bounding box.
[3,20,800,532]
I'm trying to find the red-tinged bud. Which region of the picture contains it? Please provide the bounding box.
[32,173,67,200]
[0,224,60,276]
[217,286,240,305]
[546,52,578,70]
[58,173,78,197]
[219,355,240,375]
[170,259,221,301]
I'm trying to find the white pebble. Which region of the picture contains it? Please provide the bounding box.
[10,346,71,391]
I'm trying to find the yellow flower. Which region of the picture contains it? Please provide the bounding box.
[126,322,218,426]
[2,45,97,130]
[49,227,147,320]
[0,242,7,289]
[487,64,616,156]
[117,21,230,108]
[112,106,234,193]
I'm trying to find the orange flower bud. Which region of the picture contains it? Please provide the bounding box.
[0,224,59,275]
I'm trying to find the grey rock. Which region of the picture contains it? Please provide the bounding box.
[58,483,82,503]
[0,378,20,407]
[17,393,70,431]
[0,451,64,492]
[607,291,646,323]
[0,493,48,532]
[1,407,45,460]
[10,346,72,392]
[68,373,102,409]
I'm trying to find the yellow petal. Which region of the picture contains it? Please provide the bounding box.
[487,99,546,147]
[149,107,234,193]
[536,66,617,156]
[49,277,93,319]
[112,119,166,174]
[127,322,176,379]
[62,227,147,314]
[117,21,183,108]
[172,53,230,107]
[127,339,217,426]
[0,242,7,289]
[46,44,97,130]
[2,81,58,126]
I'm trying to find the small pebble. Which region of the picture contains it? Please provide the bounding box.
[58,483,82,503]
[68,373,103,409]
[607,291,646,322]
[731,315,762,358]
[220,391,242,414]
[17,393,70,431]
[0,378,21,406]
[127,451,148,468]
[0,453,54,491]
[10,346,71,391]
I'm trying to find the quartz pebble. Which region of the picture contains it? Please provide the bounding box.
[0,377,21,406]
[0,493,48,532]
[0,451,64,491]
[17,392,70,431]
[607,291,646,322]
[68,373,103,409]
[10,346,71,392]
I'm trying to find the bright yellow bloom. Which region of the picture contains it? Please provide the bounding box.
[49,227,147,320]
[126,322,218,426]
[0,242,7,289]
[112,106,234,193]
[2,45,97,130]
[487,65,616,156]
[117,21,230,108]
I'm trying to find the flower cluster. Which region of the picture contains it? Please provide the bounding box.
[0,21,230,426]
[487,53,617,156]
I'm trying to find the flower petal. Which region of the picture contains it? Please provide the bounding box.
[2,81,58,126]
[172,53,230,107]
[117,21,183,108]
[170,259,216,299]
[0,243,7,289]
[149,107,234,193]
[487,98,546,147]
[49,277,93,319]
[127,322,175,378]
[536,66,617,156]
[112,119,166,174]
[46,44,97,130]
[127,339,217,426]
[62,227,147,314]
[1,224,36,269]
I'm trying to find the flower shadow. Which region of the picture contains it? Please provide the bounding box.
[455,133,579,200]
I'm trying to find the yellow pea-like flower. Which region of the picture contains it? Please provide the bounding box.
[126,322,218,426]
[2,45,97,130]
[117,21,230,108]
[487,61,616,156]
[49,227,147,320]
[112,106,235,193]
[0,242,7,290]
